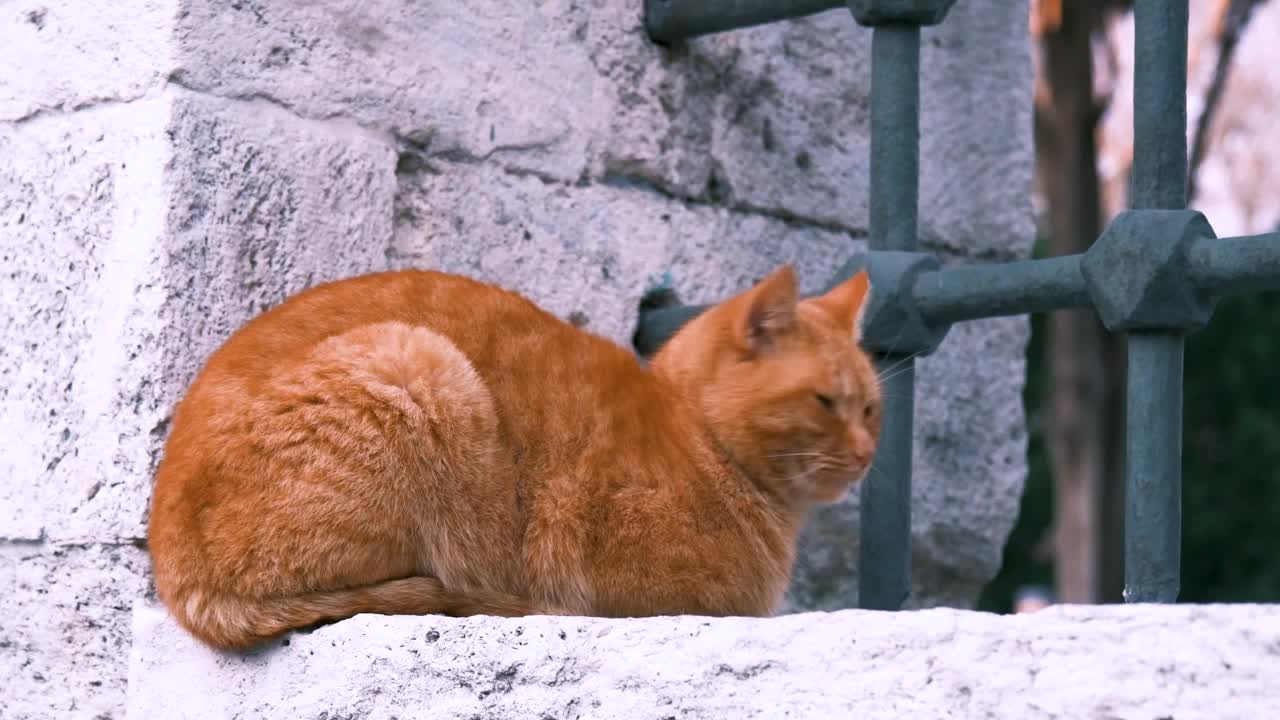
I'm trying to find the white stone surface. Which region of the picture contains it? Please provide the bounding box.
[1,544,152,720]
[1,96,176,544]
[0,90,395,547]
[171,0,601,183]
[0,0,177,122]
[390,161,860,345]
[170,0,1032,254]
[127,602,1280,719]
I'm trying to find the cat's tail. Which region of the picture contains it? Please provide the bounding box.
[165,577,530,651]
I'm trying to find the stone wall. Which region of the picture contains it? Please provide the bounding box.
[1,1,1032,717]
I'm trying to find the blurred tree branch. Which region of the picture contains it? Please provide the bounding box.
[1033,0,1115,604]
[1188,0,1266,201]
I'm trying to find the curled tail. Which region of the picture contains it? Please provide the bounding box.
[167,577,530,651]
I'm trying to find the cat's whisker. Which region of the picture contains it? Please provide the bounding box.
[875,352,915,377]
[876,370,920,390]
[791,465,824,486]
[876,352,923,383]
[768,452,834,460]
[877,366,915,384]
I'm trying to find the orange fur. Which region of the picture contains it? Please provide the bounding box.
[148,266,880,650]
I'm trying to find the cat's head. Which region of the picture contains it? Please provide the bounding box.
[653,266,880,507]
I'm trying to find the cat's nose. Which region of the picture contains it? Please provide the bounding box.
[852,447,874,467]
[849,428,875,466]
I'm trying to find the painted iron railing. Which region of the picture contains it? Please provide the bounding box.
[635,0,1280,608]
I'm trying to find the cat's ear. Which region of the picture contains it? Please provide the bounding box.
[813,270,871,343]
[734,265,799,352]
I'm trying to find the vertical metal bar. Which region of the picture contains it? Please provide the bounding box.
[867,26,920,253]
[859,24,920,611]
[1124,332,1183,602]
[1124,0,1189,603]
[1130,1,1189,210]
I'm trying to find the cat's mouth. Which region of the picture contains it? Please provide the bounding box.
[810,465,868,504]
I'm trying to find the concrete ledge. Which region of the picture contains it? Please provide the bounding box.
[127,602,1279,719]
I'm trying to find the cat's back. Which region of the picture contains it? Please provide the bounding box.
[169,269,642,458]
[202,270,568,381]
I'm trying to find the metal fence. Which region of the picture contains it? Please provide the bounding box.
[634,0,1280,609]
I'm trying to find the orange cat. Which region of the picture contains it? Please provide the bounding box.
[147,265,880,650]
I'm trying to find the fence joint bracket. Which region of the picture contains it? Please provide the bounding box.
[1082,209,1218,332]
[833,250,949,357]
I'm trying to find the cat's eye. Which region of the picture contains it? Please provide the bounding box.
[816,394,837,412]
[863,404,877,420]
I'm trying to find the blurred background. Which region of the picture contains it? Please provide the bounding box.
[982,0,1280,611]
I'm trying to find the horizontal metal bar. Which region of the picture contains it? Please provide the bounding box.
[632,232,1277,358]
[1190,232,1280,296]
[633,253,1092,357]
[912,254,1091,325]
[644,0,843,43]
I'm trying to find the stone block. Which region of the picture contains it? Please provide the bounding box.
[156,90,397,402]
[0,543,151,720]
[391,161,858,345]
[127,602,1280,718]
[0,90,395,545]
[624,1,1034,255]
[1,98,174,543]
[167,1,1033,259]
[171,0,600,183]
[0,0,176,121]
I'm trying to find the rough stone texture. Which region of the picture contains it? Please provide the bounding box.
[170,0,1032,255]
[0,0,176,122]
[127,602,1280,719]
[3,0,1034,717]
[1,97,175,545]
[171,0,600,183]
[1,92,394,546]
[390,161,859,345]
[0,544,152,720]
